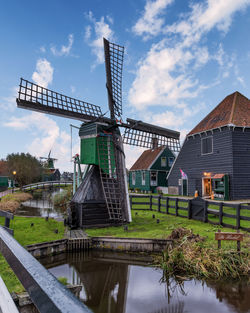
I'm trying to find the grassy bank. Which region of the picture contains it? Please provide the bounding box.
[87,210,249,279]
[0,216,64,292]
[0,192,32,212]
[86,210,250,250]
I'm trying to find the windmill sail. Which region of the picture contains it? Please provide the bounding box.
[17,78,105,122]
[122,118,181,152]
[103,38,124,119]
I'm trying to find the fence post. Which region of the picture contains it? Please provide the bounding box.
[188,199,192,219]
[236,204,241,230]
[166,197,169,214]
[158,195,161,212]
[150,195,152,211]
[204,201,208,223]
[219,202,223,225]
[175,198,179,216]
[129,195,133,210]
[4,218,10,229]
[217,229,221,249]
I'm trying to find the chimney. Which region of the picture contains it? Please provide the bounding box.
[152,137,158,149]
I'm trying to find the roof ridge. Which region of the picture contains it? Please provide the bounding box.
[229,91,238,124]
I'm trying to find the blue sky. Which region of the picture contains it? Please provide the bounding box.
[1,0,250,171]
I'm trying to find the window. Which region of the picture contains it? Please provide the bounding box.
[142,171,146,185]
[168,157,174,167]
[132,172,136,185]
[150,171,157,186]
[201,137,213,154]
[161,157,167,167]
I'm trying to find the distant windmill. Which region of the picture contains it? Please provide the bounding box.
[40,150,57,169]
[16,38,180,228]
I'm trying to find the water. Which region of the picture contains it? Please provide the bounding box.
[40,251,250,313]
[16,189,65,218]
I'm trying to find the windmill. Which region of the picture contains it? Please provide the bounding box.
[16,38,180,228]
[40,150,57,169]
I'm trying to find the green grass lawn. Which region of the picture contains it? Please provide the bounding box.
[0,216,64,292]
[86,209,250,251]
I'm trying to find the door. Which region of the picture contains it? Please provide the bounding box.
[202,178,212,196]
[182,179,188,196]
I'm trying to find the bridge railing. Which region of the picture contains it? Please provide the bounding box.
[21,181,73,191]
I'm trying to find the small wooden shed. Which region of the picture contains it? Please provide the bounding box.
[129,146,175,193]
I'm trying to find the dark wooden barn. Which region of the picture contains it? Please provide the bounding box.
[167,91,250,200]
[129,146,175,193]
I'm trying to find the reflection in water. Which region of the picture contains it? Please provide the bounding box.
[16,188,65,218]
[40,251,250,313]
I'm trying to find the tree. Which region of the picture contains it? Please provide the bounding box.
[6,153,42,186]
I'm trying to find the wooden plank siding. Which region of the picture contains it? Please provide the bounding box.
[168,127,234,198]
[231,129,250,199]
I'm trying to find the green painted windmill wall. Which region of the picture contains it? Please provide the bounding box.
[79,123,116,174]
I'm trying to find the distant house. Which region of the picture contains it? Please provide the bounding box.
[0,161,11,190]
[168,91,250,200]
[42,168,61,182]
[129,146,176,193]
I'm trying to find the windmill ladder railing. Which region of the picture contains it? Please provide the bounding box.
[129,194,250,232]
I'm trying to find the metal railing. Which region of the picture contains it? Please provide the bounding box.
[0,210,14,235]
[0,227,92,313]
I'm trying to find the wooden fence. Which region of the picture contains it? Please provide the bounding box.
[129,195,250,232]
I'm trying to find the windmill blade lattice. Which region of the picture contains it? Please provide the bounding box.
[17,78,103,122]
[122,118,181,152]
[104,38,124,119]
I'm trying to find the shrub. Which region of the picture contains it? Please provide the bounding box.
[0,200,19,213]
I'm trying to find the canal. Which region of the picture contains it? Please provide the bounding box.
[16,188,66,219]
[40,250,250,313]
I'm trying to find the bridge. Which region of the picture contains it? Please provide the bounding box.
[0,181,72,199]
[21,180,73,191]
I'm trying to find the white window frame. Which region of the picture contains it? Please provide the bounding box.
[132,172,136,185]
[142,171,146,185]
[161,157,167,167]
[150,171,158,186]
[201,136,213,155]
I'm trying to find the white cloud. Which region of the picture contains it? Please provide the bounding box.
[51,34,74,56]
[32,58,54,88]
[70,85,76,94]
[129,0,250,111]
[124,145,145,169]
[132,0,173,39]
[84,11,114,66]
[40,46,46,53]
[0,86,18,112]
[4,112,74,172]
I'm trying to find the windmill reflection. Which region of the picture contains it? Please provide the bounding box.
[42,251,249,313]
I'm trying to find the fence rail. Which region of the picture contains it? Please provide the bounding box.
[129,195,250,232]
